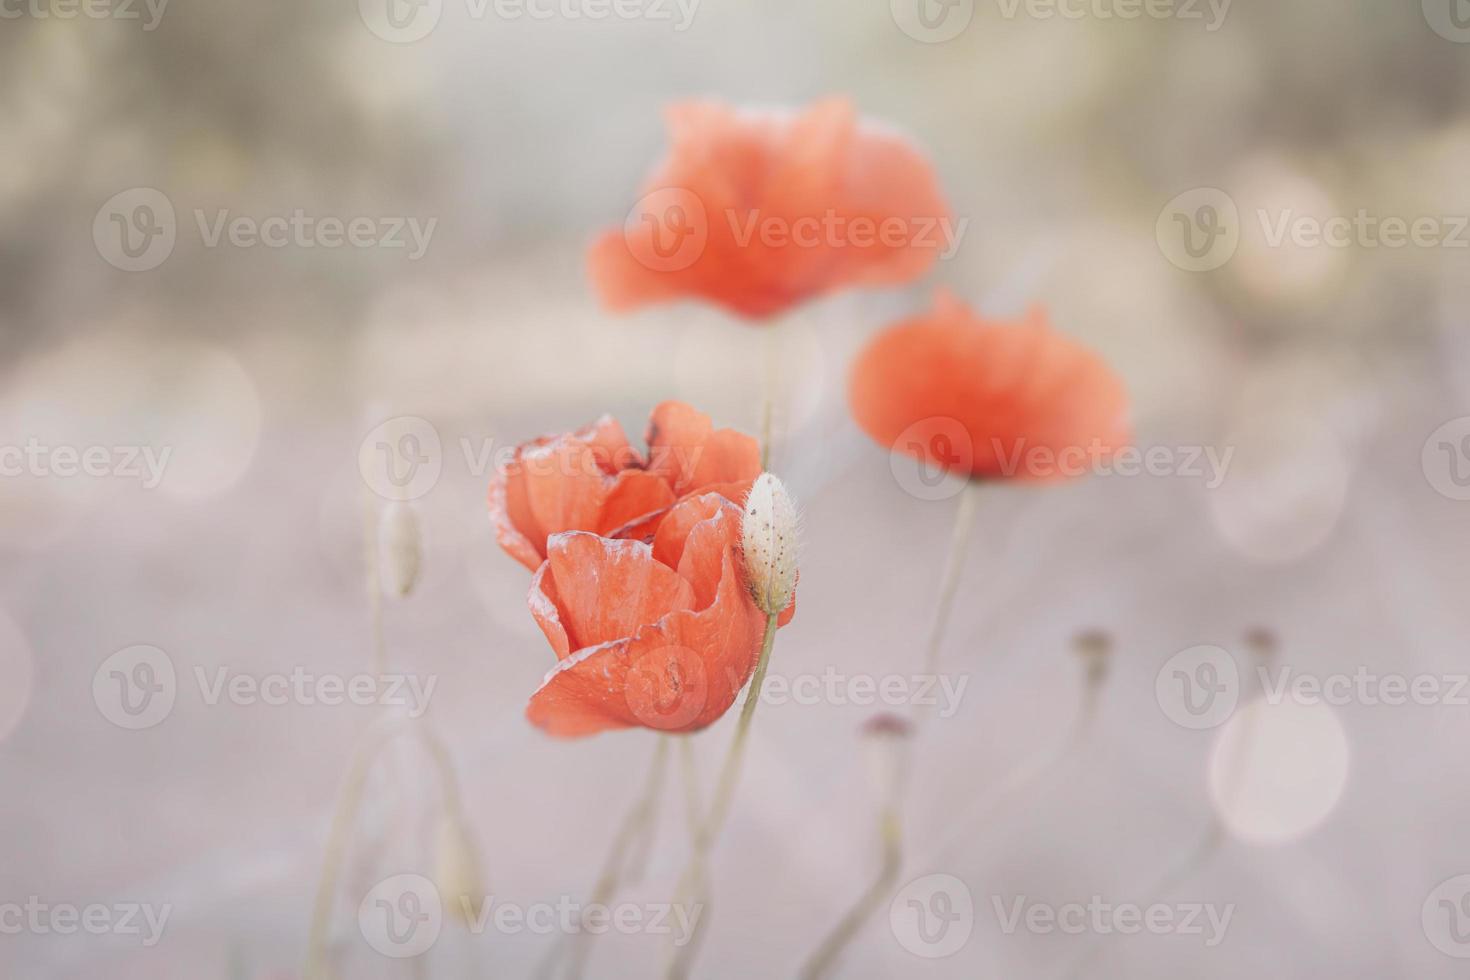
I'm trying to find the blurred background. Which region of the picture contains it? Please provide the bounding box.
[4,0,1470,976]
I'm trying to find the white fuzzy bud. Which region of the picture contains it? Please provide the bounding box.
[741,473,798,616]
[435,812,486,928]
[379,501,422,598]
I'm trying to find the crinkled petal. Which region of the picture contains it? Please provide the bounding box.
[541,532,695,652]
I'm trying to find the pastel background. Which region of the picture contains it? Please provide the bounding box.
[4,0,1470,976]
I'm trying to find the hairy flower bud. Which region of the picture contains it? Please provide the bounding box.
[741,473,798,616]
[380,501,422,598]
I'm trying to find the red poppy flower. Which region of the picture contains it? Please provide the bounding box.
[589,98,951,320]
[848,291,1130,481]
[488,401,761,571]
[525,492,793,738]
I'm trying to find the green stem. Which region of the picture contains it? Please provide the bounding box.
[799,805,903,979]
[917,479,982,694]
[665,612,780,979]
[759,323,779,470]
[304,719,459,980]
[541,736,671,980]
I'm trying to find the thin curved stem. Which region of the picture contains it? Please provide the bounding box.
[924,679,1102,871]
[1055,676,1263,980]
[665,612,780,979]
[788,482,985,977]
[305,492,391,980]
[799,806,903,979]
[759,324,779,470]
[917,480,982,693]
[536,736,671,980]
[304,718,458,979]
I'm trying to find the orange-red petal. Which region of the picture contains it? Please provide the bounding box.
[848,291,1130,481]
[526,494,777,738]
[536,532,695,654]
[588,99,950,321]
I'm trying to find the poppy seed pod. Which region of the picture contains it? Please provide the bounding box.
[380,501,422,598]
[1072,629,1113,687]
[741,474,798,617]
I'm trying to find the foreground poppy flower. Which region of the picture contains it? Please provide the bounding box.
[589,98,952,321]
[488,401,761,571]
[848,291,1130,481]
[525,492,794,737]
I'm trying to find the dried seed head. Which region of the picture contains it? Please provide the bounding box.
[741,473,798,616]
[861,712,914,803]
[380,501,422,598]
[1244,627,1277,662]
[435,812,486,927]
[1072,629,1113,687]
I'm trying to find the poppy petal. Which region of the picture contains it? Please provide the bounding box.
[541,532,696,651]
[646,401,761,496]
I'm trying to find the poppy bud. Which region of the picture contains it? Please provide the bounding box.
[741,473,798,616]
[861,713,914,804]
[434,811,486,927]
[380,501,422,598]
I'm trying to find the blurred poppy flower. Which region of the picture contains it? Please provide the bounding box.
[488,401,761,571]
[589,98,952,320]
[848,291,1130,481]
[525,492,794,737]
